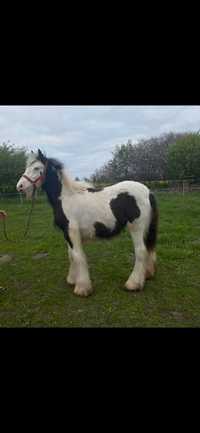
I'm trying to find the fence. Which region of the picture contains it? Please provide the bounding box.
[0,179,200,204]
[92,178,200,194]
[143,179,200,194]
[0,190,45,204]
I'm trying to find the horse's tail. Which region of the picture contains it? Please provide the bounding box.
[144,192,159,251]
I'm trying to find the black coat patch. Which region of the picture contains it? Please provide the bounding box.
[54,200,73,248]
[87,187,104,193]
[94,221,124,238]
[41,159,73,248]
[110,192,140,225]
[94,192,140,239]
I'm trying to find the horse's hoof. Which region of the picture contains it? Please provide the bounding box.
[125,280,143,291]
[74,285,93,297]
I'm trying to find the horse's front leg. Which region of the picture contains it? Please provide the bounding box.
[68,224,93,297]
[66,246,77,285]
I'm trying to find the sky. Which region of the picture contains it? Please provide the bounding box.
[0,105,200,179]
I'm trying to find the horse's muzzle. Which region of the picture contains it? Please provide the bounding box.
[16,182,24,192]
[16,177,32,193]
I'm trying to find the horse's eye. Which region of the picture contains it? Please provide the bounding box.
[34,167,39,171]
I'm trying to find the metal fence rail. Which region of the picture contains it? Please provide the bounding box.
[0,190,45,203]
[91,178,200,194]
[0,179,200,203]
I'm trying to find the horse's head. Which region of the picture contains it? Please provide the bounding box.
[16,149,47,198]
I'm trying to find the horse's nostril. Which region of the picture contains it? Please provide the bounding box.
[17,183,23,191]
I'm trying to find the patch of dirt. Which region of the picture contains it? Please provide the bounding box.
[160,310,186,321]
[32,253,49,260]
[0,254,14,264]
[191,239,200,245]
[170,311,185,320]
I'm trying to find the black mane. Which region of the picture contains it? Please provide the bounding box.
[36,153,64,171]
[40,156,73,248]
[47,158,64,171]
[42,159,62,206]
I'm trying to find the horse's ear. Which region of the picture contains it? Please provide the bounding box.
[38,149,47,164]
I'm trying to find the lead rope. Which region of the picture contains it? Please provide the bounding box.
[1,186,36,243]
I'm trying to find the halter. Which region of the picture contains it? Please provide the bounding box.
[22,173,45,186]
[22,161,48,187]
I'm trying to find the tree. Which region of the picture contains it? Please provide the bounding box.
[168,132,200,180]
[91,132,187,184]
[0,142,27,193]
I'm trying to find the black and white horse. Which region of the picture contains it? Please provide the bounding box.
[16,150,158,297]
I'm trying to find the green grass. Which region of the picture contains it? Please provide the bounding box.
[0,192,200,327]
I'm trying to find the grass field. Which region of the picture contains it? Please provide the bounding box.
[0,192,200,327]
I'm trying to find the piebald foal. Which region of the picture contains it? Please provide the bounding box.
[16,150,158,297]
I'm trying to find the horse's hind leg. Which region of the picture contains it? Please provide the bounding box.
[125,223,148,291]
[145,250,157,280]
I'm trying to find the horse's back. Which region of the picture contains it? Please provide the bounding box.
[103,180,150,201]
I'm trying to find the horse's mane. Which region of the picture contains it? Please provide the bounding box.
[46,155,94,193]
[26,152,93,193]
[61,170,93,193]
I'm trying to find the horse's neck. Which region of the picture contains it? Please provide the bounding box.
[43,173,62,208]
[43,169,89,209]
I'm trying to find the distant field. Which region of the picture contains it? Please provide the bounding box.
[0,192,200,327]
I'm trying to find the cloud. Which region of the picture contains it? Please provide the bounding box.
[0,105,200,178]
